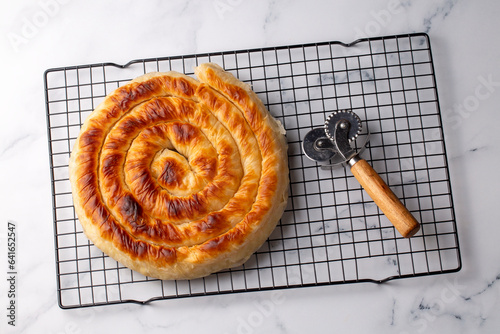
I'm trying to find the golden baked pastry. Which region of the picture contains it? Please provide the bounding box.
[69,63,289,280]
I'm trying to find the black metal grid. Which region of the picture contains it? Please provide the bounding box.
[44,33,461,309]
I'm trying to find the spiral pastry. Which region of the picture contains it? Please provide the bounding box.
[69,63,289,280]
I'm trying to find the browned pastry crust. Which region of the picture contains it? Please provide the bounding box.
[69,63,289,280]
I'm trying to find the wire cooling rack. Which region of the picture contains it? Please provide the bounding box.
[44,33,461,309]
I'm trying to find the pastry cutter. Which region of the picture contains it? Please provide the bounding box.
[302,110,420,238]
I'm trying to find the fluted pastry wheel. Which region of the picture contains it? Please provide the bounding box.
[69,63,289,280]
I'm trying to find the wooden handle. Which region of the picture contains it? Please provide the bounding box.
[350,159,420,238]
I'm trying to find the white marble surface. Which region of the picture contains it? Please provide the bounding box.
[1,0,500,333]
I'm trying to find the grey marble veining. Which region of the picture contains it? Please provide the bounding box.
[1,0,500,333]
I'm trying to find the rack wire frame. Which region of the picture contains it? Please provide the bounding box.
[44,33,461,309]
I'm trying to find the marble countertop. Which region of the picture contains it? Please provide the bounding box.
[1,0,500,333]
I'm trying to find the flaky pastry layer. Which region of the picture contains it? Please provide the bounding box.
[69,63,289,280]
